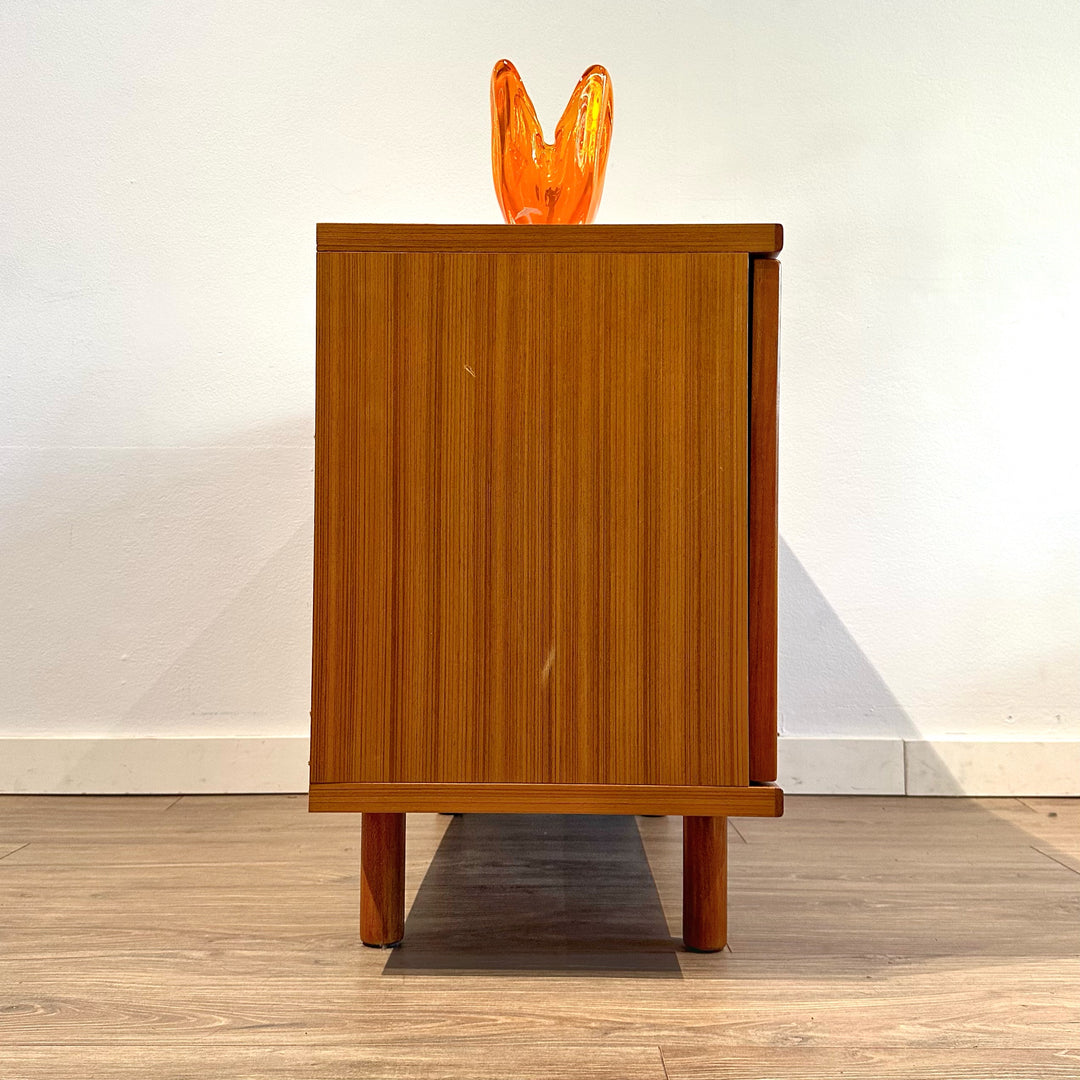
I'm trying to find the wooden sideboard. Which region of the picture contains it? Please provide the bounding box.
[309,224,783,952]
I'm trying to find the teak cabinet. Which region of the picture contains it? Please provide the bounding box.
[309,224,783,951]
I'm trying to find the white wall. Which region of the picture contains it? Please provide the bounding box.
[2,2,1078,788]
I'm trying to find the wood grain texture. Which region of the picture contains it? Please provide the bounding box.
[316,222,783,255]
[308,783,783,816]
[359,812,404,946]
[2,1045,668,1080]
[12,1047,1077,1080]
[658,1048,1080,1080]
[311,249,750,791]
[748,257,780,783]
[682,816,728,952]
[2,795,1080,1078]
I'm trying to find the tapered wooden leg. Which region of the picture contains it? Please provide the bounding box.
[360,812,405,947]
[683,816,727,952]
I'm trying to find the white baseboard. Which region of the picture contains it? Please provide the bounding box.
[904,738,1080,797]
[0,734,1076,797]
[776,737,906,794]
[0,736,310,794]
[778,736,1080,796]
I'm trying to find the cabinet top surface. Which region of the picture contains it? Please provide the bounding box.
[317,222,782,255]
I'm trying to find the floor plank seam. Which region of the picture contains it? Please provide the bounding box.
[1030,845,1080,877]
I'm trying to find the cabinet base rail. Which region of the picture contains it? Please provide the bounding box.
[313,782,782,817]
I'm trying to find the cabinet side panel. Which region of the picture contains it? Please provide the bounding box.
[392,254,440,781]
[749,258,780,782]
[552,253,748,786]
[432,253,555,782]
[312,250,748,788]
[312,252,558,785]
[311,252,394,784]
[688,253,748,786]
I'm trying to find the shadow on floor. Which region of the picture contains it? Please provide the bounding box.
[383,814,682,977]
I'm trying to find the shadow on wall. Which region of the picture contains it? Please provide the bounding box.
[778,536,917,740]
[123,517,313,731]
[776,537,986,794]
[0,416,315,750]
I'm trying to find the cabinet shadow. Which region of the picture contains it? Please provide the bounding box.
[382,814,682,977]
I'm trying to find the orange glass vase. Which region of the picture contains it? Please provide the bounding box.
[490,59,613,225]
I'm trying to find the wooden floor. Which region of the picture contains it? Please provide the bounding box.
[1,795,1078,1079]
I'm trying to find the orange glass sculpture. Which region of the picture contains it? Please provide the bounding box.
[490,59,613,225]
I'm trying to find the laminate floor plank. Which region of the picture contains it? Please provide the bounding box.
[659,1047,1080,1080]
[1,794,1078,1079]
[982,798,1080,874]
[2,962,1078,1047]
[648,804,1074,951]
[3,1043,666,1080]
